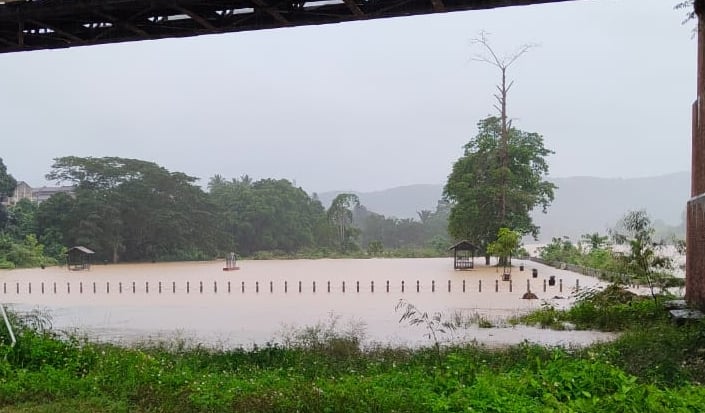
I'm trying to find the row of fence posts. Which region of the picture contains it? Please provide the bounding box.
[0,278,579,295]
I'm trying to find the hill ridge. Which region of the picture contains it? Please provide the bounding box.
[317,171,689,242]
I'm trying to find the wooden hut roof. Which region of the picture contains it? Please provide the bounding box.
[68,246,95,254]
[448,240,477,251]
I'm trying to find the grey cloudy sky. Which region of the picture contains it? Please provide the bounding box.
[0,0,695,194]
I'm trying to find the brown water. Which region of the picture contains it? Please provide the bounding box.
[0,258,615,348]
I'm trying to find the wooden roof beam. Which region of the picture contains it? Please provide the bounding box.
[249,0,289,26]
[343,0,364,16]
[26,19,82,41]
[0,37,16,47]
[430,0,445,12]
[93,10,149,37]
[173,5,216,30]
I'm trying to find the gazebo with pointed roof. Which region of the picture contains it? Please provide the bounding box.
[449,240,477,270]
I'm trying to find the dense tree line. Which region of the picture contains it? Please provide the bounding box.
[0,156,450,267]
[444,116,555,262]
[354,201,450,254]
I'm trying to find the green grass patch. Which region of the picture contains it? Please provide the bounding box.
[1,288,705,412]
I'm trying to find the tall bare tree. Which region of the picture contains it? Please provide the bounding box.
[471,32,536,225]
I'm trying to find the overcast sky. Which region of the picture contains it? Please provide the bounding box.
[0,0,695,194]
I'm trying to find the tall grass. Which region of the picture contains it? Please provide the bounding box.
[1,291,704,412]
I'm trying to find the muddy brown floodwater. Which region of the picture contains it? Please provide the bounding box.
[0,258,616,348]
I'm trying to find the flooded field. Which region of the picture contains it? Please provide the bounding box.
[0,258,616,348]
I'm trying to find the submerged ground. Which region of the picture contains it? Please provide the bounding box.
[1,258,610,348]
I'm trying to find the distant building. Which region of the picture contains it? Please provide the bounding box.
[0,181,74,206]
[1,181,32,206]
[31,185,75,203]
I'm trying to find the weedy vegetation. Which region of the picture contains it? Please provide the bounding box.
[0,285,704,412]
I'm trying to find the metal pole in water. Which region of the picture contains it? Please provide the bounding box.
[509,280,512,293]
[67,282,71,294]
[214,281,217,293]
[371,280,374,293]
[386,280,389,293]
[79,282,83,294]
[401,280,405,293]
[173,281,176,294]
[356,281,359,293]
[93,282,96,294]
[270,281,273,293]
[146,282,149,294]
[256,281,259,293]
[327,281,330,293]
[462,279,465,292]
[559,279,563,293]
[313,281,316,293]
[106,282,109,294]
[42,282,45,295]
[199,281,203,293]
[416,280,420,293]
[432,280,435,292]
[342,281,345,293]
[448,280,451,292]
[495,280,498,292]
[242,281,245,293]
[298,281,302,293]
[284,281,287,293]
[187,281,190,294]
[479,279,482,293]
[119,282,122,294]
[132,282,135,294]
[28,282,31,294]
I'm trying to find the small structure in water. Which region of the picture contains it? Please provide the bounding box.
[67,246,95,271]
[223,251,240,271]
[449,240,477,270]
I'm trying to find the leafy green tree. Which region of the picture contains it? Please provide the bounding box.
[327,194,360,252]
[417,210,433,225]
[208,176,328,255]
[45,156,220,262]
[444,116,556,262]
[4,199,38,241]
[581,232,609,250]
[354,200,449,253]
[0,233,49,268]
[367,240,384,256]
[0,157,16,199]
[0,157,17,231]
[35,192,75,260]
[486,227,520,273]
[539,236,581,265]
[611,210,674,301]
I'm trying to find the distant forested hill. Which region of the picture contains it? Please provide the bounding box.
[317,184,444,221]
[318,172,689,242]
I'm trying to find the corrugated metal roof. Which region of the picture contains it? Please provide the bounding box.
[69,246,95,254]
[449,240,477,251]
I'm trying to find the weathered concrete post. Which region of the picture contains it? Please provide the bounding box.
[687,0,705,310]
